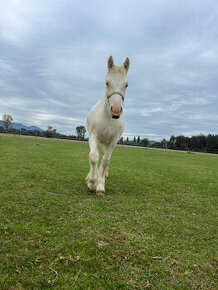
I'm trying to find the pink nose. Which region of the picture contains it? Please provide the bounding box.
[110,105,123,116]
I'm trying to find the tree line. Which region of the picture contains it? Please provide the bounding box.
[118,136,149,147]
[166,134,218,153]
[0,115,87,141]
[1,115,217,153]
[148,134,218,153]
[0,125,88,141]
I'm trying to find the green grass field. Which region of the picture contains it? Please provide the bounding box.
[0,134,217,289]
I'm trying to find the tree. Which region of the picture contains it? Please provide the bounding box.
[169,135,176,149]
[141,138,149,147]
[76,126,86,140]
[137,136,141,144]
[51,128,58,138]
[162,138,168,149]
[133,136,136,143]
[2,114,13,131]
[44,126,57,138]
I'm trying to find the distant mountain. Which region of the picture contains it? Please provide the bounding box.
[12,123,43,131]
[0,121,43,131]
[149,140,158,144]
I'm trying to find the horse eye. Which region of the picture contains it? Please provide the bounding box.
[106,81,109,86]
[126,83,128,88]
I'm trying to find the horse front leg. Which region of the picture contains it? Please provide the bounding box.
[96,144,115,195]
[86,135,99,192]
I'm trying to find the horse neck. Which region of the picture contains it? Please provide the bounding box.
[101,92,111,120]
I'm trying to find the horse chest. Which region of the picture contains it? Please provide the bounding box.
[97,120,123,145]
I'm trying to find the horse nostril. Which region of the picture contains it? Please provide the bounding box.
[120,107,123,113]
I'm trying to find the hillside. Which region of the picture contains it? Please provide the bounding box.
[0,120,43,131]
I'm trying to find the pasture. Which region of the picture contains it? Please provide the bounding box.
[0,134,217,289]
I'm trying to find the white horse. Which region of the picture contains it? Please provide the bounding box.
[86,56,130,196]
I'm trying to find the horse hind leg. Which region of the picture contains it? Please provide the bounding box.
[96,156,110,195]
[105,168,108,179]
[101,145,109,180]
[86,136,99,192]
[96,145,114,195]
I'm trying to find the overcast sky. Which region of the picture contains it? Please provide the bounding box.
[0,0,217,140]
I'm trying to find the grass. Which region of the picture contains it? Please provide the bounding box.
[0,134,217,289]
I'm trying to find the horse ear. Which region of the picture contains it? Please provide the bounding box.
[108,56,114,70]
[123,57,130,73]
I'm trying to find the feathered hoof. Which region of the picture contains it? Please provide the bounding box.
[96,185,105,196]
[96,190,105,197]
[87,182,97,193]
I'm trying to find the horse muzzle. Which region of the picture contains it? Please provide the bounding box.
[110,105,123,119]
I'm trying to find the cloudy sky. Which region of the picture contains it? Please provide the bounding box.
[0,0,217,140]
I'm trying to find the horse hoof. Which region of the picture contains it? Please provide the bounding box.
[87,182,96,192]
[96,191,105,196]
[89,188,96,193]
